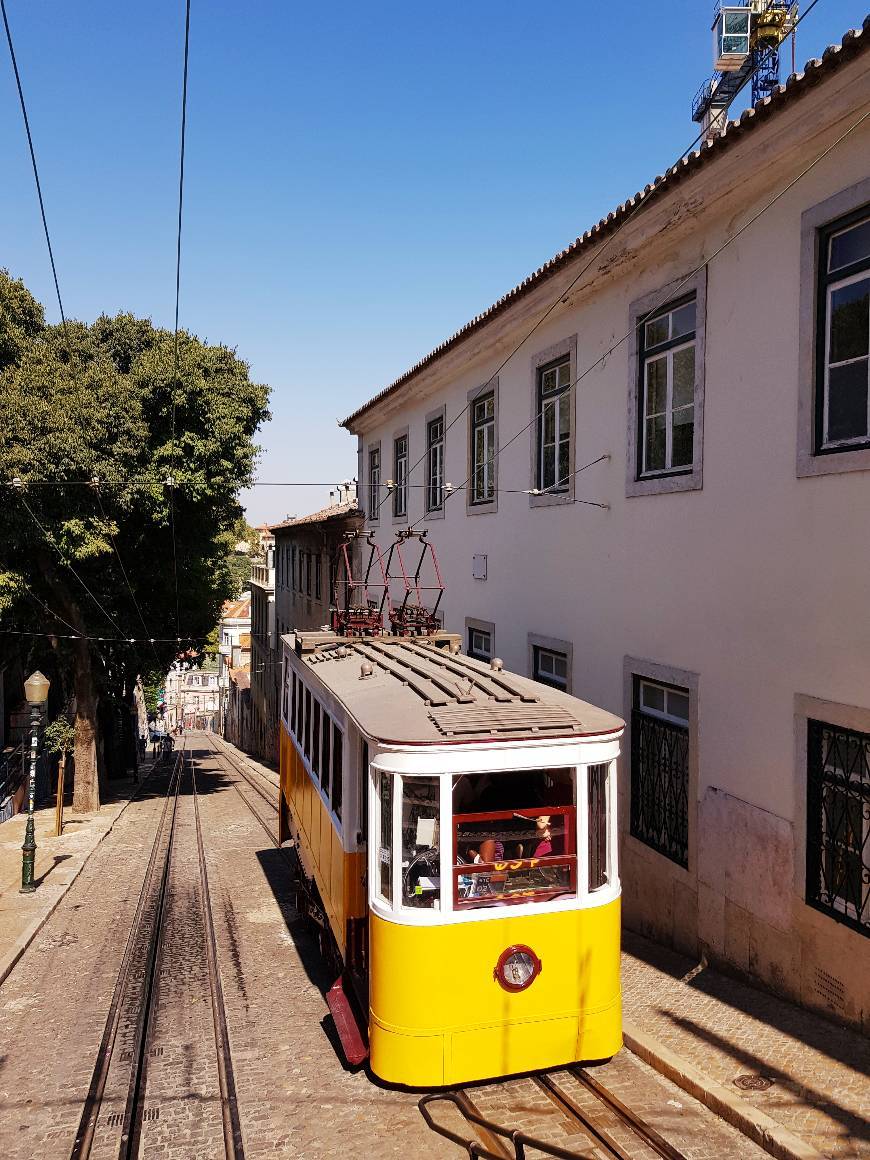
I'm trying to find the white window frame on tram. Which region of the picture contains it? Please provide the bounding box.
[368,745,620,928]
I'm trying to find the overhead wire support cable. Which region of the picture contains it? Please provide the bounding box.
[93,483,164,664]
[395,0,831,503]
[1,0,70,345]
[408,98,870,531]
[15,490,127,636]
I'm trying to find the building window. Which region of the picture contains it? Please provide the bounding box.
[315,553,322,600]
[368,446,381,520]
[393,434,408,518]
[630,676,689,868]
[467,626,492,661]
[470,392,495,504]
[426,416,444,512]
[806,719,869,936]
[638,296,696,478]
[816,209,870,452]
[536,356,571,492]
[533,646,568,691]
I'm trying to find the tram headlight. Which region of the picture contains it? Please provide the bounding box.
[493,945,542,993]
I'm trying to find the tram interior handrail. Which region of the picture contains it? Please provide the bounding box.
[418,1091,598,1160]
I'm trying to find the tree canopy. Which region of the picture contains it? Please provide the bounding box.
[0,269,270,809]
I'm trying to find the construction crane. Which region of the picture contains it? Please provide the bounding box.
[692,1,798,135]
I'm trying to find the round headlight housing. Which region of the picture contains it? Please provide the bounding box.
[493,944,542,993]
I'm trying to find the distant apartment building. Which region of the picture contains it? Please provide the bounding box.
[166,664,220,731]
[249,543,277,763]
[343,27,870,1030]
[271,492,363,639]
[218,594,251,735]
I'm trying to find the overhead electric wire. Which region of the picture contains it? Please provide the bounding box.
[1,0,70,345]
[15,491,127,636]
[94,485,163,664]
[395,0,828,503]
[168,0,192,643]
[1,4,173,656]
[408,97,870,531]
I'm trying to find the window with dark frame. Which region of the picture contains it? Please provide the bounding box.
[588,763,609,891]
[816,208,870,452]
[369,446,381,519]
[291,546,296,593]
[630,676,689,868]
[320,710,332,800]
[394,434,408,518]
[536,356,571,492]
[532,646,568,691]
[315,553,322,600]
[470,392,495,504]
[332,724,343,820]
[637,296,696,479]
[467,626,492,661]
[305,552,312,597]
[426,416,444,512]
[806,718,869,936]
[312,701,321,782]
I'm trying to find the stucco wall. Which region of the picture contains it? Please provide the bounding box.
[348,64,870,1029]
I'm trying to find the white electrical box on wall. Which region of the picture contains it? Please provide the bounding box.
[472,554,487,581]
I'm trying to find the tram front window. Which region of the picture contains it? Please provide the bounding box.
[452,768,576,909]
[401,776,440,909]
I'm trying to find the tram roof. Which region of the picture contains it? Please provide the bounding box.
[284,631,624,746]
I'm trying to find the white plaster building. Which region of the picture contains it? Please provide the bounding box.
[249,545,277,762]
[165,664,220,732]
[343,25,870,1030]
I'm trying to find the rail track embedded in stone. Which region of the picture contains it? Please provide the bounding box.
[69,742,245,1159]
[198,734,283,850]
[420,1064,691,1160]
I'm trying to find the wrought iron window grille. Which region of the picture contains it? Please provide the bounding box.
[806,718,869,937]
[630,707,689,868]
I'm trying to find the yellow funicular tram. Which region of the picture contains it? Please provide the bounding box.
[277,534,624,1087]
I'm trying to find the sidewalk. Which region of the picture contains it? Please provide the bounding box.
[621,930,870,1160]
[0,767,151,987]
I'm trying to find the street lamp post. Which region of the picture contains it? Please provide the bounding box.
[21,670,50,893]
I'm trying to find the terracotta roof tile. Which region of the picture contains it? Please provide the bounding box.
[341,18,870,429]
[269,500,362,533]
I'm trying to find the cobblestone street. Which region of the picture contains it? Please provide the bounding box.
[0,735,866,1159]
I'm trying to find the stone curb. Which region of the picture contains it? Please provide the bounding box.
[623,1022,827,1160]
[0,774,151,990]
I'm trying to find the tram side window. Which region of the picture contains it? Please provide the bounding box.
[452,768,576,909]
[290,672,297,733]
[321,711,332,800]
[378,770,392,903]
[588,763,609,891]
[332,725,343,820]
[312,702,321,781]
[401,777,440,909]
[304,689,312,762]
[294,676,303,743]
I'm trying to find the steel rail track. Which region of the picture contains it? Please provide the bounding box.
[197,733,283,850]
[70,741,246,1160]
[191,754,245,1159]
[421,1063,691,1160]
[70,748,185,1160]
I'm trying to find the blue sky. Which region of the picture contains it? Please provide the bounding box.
[0,0,860,524]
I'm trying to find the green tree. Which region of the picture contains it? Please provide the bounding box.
[0,273,270,811]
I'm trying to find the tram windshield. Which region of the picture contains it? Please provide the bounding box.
[452,768,576,909]
[376,764,611,914]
